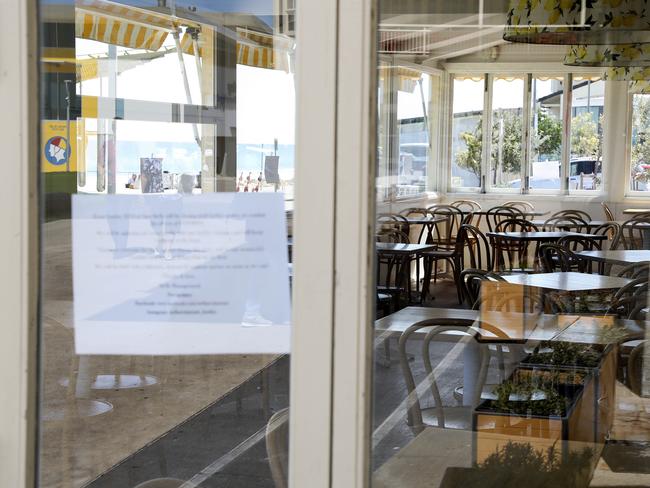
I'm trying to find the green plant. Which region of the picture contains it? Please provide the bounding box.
[525,341,601,368]
[490,376,568,417]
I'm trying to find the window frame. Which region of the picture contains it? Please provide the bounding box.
[377,57,443,201]
[447,69,607,196]
[624,89,650,198]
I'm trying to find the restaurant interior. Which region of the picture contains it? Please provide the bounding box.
[38,0,650,487]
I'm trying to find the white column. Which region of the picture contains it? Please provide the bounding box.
[0,0,38,485]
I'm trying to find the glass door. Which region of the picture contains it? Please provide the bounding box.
[38,1,300,486]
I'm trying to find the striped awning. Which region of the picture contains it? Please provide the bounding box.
[75,5,173,51]
[180,29,293,72]
[380,67,424,92]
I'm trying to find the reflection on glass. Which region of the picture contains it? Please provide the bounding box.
[39,0,294,486]
[570,78,604,192]
[490,77,524,189]
[451,77,484,189]
[529,77,563,191]
[630,93,650,192]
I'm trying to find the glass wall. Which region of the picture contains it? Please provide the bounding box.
[490,76,524,189]
[630,93,650,192]
[529,76,563,191]
[39,1,294,486]
[451,77,484,190]
[372,2,650,488]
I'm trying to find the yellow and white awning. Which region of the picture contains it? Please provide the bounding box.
[380,67,423,92]
[75,2,174,51]
[180,29,293,72]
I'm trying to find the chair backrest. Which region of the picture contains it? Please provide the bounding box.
[628,341,647,396]
[377,213,409,235]
[398,318,489,431]
[621,216,650,250]
[616,262,650,279]
[399,207,435,243]
[602,202,615,221]
[426,204,464,245]
[539,243,574,272]
[485,205,524,232]
[592,222,621,250]
[494,218,539,233]
[376,229,410,243]
[458,224,492,271]
[558,234,602,253]
[266,408,289,488]
[502,200,535,212]
[542,215,589,233]
[551,209,592,221]
[450,200,482,226]
[459,268,506,308]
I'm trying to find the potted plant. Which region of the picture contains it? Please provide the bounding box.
[520,341,616,443]
[472,371,592,462]
[439,441,595,488]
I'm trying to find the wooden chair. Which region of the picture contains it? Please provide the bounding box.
[602,202,616,221]
[398,318,489,434]
[557,234,601,272]
[459,268,506,309]
[399,207,436,244]
[376,230,411,307]
[450,199,482,226]
[502,200,534,213]
[491,218,539,272]
[620,215,650,250]
[377,213,409,236]
[460,224,492,271]
[539,243,574,272]
[542,215,589,233]
[485,205,524,232]
[592,222,621,251]
[266,408,289,488]
[551,209,592,221]
[627,341,647,396]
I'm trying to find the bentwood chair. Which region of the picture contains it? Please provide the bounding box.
[485,205,524,232]
[460,224,492,271]
[602,202,616,221]
[502,200,535,213]
[376,230,412,307]
[539,243,575,272]
[266,408,289,488]
[551,209,592,221]
[491,218,539,272]
[620,214,650,250]
[542,215,589,233]
[450,199,482,226]
[399,318,489,434]
[593,222,622,251]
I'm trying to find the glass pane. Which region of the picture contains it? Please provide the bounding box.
[529,77,563,191]
[490,77,524,189]
[39,1,295,486]
[397,72,431,194]
[373,4,650,488]
[570,78,604,192]
[630,93,650,192]
[451,77,484,189]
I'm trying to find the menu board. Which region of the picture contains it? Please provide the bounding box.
[72,193,291,354]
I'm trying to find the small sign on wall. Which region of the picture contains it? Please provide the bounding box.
[42,120,77,173]
[72,193,291,355]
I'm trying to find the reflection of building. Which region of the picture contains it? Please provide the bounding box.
[41,0,295,217]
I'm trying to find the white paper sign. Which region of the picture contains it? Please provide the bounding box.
[72,193,291,355]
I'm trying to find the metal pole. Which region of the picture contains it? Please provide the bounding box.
[64,80,72,173]
[172,28,201,147]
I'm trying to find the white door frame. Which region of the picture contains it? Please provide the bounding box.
[0,0,38,486]
[291,0,376,486]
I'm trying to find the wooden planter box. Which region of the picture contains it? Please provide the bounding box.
[473,343,617,464]
[473,381,586,464]
[519,343,617,444]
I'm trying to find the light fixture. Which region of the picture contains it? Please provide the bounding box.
[564,43,650,67]
[504,0,650,45]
